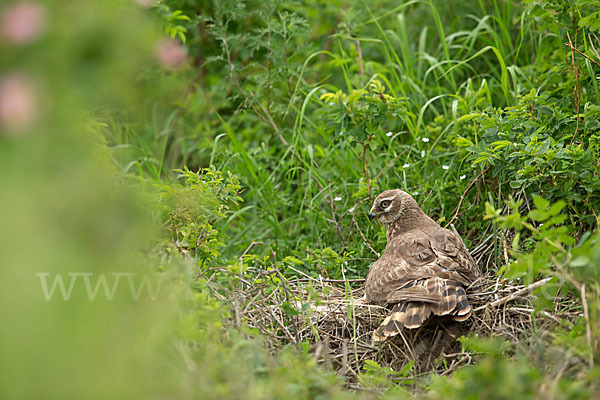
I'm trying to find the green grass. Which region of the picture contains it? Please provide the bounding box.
[3,0,600,398]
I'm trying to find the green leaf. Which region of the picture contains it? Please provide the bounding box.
[491,140,512,151]
[570,256,590,267]
[532,196,549,210]
[283,256,304,265]
[528,209,549,221]
[548,200,566,216]
[362,360,381,372]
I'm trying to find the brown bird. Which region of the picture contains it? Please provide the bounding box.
[365,189,480,342]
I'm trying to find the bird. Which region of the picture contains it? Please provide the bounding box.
[365,189,480,342]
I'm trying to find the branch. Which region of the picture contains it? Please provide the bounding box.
[565,36,600,69]
[566,31,581,144]
[473,277,553,311]
[445,165,490,228]
[240,241,263,261]
[351,209,379,257]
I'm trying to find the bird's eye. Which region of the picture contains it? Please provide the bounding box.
[380,200,391,208]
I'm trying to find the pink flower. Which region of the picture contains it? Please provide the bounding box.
[134,0,155,7]
[0,73,37,136]
[1,2,46,44]
[155,39,187,70]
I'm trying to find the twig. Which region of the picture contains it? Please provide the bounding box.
[351,210,380,256]
[356,40,364,77]
[565,36,600,68]
[238,241,263,290]
[285,264,320,282]
[240,241,263,261]
[445,165,490,228]
[327,183,346,248]
[362,134,374,200]
[271,249,292,304]
[566,31,581,144]
[581,284,594,368]
[338,339,350,376]
[589,34,600,63]
[295,278,366,283]
[474,277,553,311]
[470,234,493,256]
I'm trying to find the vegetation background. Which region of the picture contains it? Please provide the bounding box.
[1,0,599,398]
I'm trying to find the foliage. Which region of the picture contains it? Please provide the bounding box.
[4,0,600,397]
[149,166,242,264]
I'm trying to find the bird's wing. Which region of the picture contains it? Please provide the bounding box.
[365,229,479,304]
[428,227,480,282]
[364,254,415,303]
[392,228,479,282]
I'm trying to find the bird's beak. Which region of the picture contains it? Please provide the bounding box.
[368,209,377,221]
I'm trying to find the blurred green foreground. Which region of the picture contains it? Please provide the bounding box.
[2,0,600,399]
[0,2,352,399]
[0,1,184,398]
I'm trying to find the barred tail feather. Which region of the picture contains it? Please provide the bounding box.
[373,281,473,342]
[373,302,432,342]
[452,286,471,321]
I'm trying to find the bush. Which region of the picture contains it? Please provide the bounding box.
[3,0,600,397]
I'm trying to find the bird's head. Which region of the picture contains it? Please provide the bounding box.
[368,189,415,225]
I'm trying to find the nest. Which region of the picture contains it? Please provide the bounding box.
[227,269,579,383]
[222,234,580,384]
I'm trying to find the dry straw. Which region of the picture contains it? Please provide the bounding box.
[221,236,579,383]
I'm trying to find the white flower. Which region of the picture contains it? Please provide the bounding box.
[333,196,342,202]
[421,137,430,143]
[386,131,394,137]
[459,174,466,180]
[442,165,449,170]
[420,150,426,158]
[402,163,410,168]
[412,191,419,196]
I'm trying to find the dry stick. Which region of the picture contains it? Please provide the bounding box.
[240,241,264,261]
[339,339,349,376]
[271,249,302,343]
[474,277,553,312]
[508,307,570,326]
[567,31,581,145]
[566,37,600,69]
[445,165,490,228]
[362,134,374,200]
[295,278,366,283]
[583,198,600,228]
[589,34,600,63]
[327,183,346,247]
[238,241,263,291]
[285,264,321,283]
[266,306,297,344]
[356,40,364,77]
[351,210,380,256]
[470,234,494,256]
[581,284,594,368]
[271,249,292,304]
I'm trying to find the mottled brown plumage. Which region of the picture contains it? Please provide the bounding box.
[365,189,480,342]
